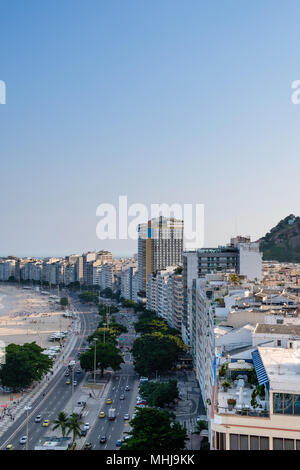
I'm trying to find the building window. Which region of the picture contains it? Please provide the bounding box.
[273,393,300,415]
[273,438,284,450]
[230,434,239,450]
[230,434,269,450]
[215,432,226,450]
[250,436,259,450]
[277,340,282,346]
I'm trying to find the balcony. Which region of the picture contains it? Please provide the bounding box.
[215,365,270,418]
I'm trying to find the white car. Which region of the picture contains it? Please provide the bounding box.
[83,423,90,431]
[19,436,27,445]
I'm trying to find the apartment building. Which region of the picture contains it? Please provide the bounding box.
[121,264,138,301]
[212,346,300,450]
[146,266,183,331]
[138,217,184,292]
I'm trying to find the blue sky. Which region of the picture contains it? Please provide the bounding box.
[1,0,300,257]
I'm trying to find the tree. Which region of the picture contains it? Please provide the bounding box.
[132,332,188,376]
[66,413,83,449]
[0,342,52,390]
[140,380,179,408]
[78,291,98,304]
[80,342,124,376]
[52,411,69,437]
[229,274,240,285]
[60,297,69,308]
[121,408,187,451]
[134,317,179,336]
[194,420,208,434]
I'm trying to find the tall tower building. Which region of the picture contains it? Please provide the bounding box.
[137,216,184,292]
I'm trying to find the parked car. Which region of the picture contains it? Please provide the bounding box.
[81,429,87,437]
[83,423,90,431]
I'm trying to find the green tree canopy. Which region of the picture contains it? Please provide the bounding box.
[78,291,99,304]
[132,332,188,376]
[0,342,52,390]
[80,341,124,376]
[121,408,187,451]
[140,380,179,408]
[60,297,69,307]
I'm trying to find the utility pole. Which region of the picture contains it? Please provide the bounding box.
[71,366,75,414]
[93,338,98,384]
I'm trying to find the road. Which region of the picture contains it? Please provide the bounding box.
[0,300,99,450]
[86,308,139,450]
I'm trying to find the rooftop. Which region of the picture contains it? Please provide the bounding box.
[254,324,300,335]
[258,347,300,393]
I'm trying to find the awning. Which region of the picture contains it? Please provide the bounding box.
[251,349,269,385]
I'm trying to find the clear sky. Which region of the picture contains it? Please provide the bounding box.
[1,0,300,257]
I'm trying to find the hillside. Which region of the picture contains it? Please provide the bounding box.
[259,214,300,262]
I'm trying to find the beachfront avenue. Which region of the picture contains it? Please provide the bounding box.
[0,290,140,450]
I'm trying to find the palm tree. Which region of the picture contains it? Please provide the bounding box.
[52,411,69,437]
[66,413,83,449]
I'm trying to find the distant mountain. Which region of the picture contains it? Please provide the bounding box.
[258,214,300,262]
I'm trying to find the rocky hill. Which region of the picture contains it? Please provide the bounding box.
[258,214,300,262]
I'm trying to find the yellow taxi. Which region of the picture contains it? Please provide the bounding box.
[106,398,112,405]
[66,379,71,385]
[42,419,50,427]
[99,411,105,418]
[5,444,13,450]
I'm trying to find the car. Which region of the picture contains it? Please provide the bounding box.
[120,394,125,400]
[66,379,71,385]
[81,428,87,437]
[76,369,81,374]
[73,380,77,386]
[83,442,92,450]
[136,400,147,405]
[65,371,70,377]
[83,423,89,431]
[106,398,112,405]
[99,411,105,418]
[99,436,107,444]
[125,385,130,391]
[116,439,122,447]
[5,444,13,450]
[124,413,130,420]
[42,419,50,427]
[135,404,146,409]
[34,415,42,423]
[19,436,27,445]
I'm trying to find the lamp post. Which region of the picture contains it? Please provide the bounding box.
[24,406,31,450]
[93,338,98,384]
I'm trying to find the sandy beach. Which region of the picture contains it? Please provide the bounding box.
[0,285,73,406]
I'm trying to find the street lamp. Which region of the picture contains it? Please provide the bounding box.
[93,338,98,384]
[24,406,32,450]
